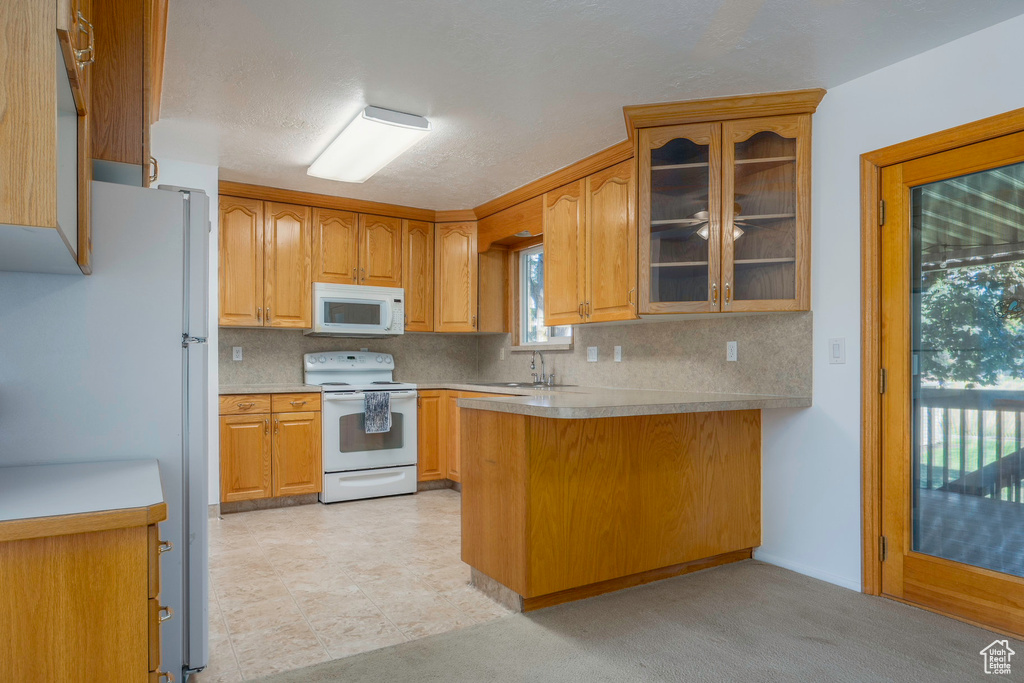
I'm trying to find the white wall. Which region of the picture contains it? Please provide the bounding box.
[756,13,1024,590]
[153,158,221,505]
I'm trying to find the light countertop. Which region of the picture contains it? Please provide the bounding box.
[220,384,321,395]
[0,460,164,523]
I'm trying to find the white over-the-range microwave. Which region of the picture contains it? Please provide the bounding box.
[305,283,405,337]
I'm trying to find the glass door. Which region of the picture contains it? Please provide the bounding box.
[722,115,810,311]
[638,122,721,313]
[881,130,1024,636]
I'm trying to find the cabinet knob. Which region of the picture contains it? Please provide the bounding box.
[274,418,279,434]
[290,400,306,407]
[74,11,95,66]
[149,156,159,184]
[257,307,262,323]
[237,402,255,409]
[628,288,636,307]
[711,283,718,306]
[724,282,732,305]
[264,419,269,435]
[158,540,173,554]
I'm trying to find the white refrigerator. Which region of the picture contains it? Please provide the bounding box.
[0,180,210,678]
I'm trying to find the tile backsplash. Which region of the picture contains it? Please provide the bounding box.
[219,311,812,397]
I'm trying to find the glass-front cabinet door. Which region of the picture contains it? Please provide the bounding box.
[721,115,810,311]
[638,122,721,313]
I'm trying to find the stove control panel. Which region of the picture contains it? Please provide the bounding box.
[304,351,393,370]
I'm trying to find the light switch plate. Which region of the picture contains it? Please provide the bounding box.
[232,347,243,361]
[828,337,846,364]
[614,346,622,362]
[587,346,599,362]
[726,341,738,362]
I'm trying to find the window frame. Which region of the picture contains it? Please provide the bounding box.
[511,241,573,349]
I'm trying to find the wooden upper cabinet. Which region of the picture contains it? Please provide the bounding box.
[586,160,638,323]
[272,411,322,497]
[263,202,312,328]
[543,180,587,326]
[220,414,272,502]
[403,220,434,331]
[219,197,264,326]
[638,122,721,314]
[435,223,479,332]
[721,114,810,312]
[359,214,403,287]
[312,208,359,285]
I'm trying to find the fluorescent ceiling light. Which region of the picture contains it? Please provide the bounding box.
[308,106,431,183]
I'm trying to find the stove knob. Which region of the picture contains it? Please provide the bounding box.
[308,357,317,364]
[319,356,327,363]
[375,355,383,363]
[384,357,392,365]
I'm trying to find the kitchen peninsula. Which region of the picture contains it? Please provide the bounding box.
[459,389,808,610]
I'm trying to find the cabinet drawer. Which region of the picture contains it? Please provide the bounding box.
[220,394,272,415]
[149,598,170,672]
[271,392,322,413]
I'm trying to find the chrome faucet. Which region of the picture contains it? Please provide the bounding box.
[531,351,555,386]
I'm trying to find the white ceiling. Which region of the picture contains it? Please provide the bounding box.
[155,0,1024,211]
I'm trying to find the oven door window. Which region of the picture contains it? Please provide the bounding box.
[323,300,382,326]
[338,413,404,452]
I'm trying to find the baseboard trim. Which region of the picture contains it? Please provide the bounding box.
[417,479,461,492]
[220,493,319,515]
[753,550,861,592]
[521,548,753,612]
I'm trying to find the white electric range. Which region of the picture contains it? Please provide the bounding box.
[304,351,417,503]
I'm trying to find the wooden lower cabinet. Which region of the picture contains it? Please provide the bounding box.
[418,390,511,484]
[220,393,322,503]
[417,390,445,481]
[0,504,169,681]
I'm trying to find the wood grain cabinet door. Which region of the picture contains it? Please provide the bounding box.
[403,220,435,331]
[434,223,479,332]
[271,411,322,497]
[586,160,638,323]
[359,214,403,287]
[446,392,462,482]
[313,208,359,285]
[416,391,445,481]
[264,202,312,328]
[220,414,272,502]
[543,180,587,326]
[218,197,264,326]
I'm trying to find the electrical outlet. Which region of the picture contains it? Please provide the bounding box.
[500,347,506,361]
[828,337,846,364]
[587,346,599,362]
[726,341,738,362]
[614,346,622,362]
[232,347,243,361]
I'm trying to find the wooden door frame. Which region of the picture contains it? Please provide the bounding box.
[860,107,1024,596]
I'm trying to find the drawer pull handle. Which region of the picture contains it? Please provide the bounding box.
[159,605,174,623]
[237,402,255,409]
[290,400,306,406]
[158,540,173,554]
[156,671,174,682]
[75,11,95,66]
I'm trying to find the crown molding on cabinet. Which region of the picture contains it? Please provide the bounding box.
[622,88,826,141]
[218,180,436,222]
[434,209,478,222]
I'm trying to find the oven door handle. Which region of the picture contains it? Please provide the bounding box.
[323,390,417,402]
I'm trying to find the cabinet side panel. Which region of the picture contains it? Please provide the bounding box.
[0,526,149,681]
[460,409,528,594]
[0,0,57,228]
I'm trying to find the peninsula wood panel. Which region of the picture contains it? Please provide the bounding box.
[543,180,587,325]
[435,223,479,332]
[359,214,403,287]
[460,409,761,600]
[220,414,272,502]
[264,202,312,328]
[219,197,264,326]
[0,526,150,681]
[272,411,321,497]
[403,220,435,331]
[586,160,638,322]
[312,208,359,285]
[416,390,445,481]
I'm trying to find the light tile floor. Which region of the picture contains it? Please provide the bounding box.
[193,489,514,682]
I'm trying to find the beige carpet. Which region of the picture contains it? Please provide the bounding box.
[254,560,1018,682]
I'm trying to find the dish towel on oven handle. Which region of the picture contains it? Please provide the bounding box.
[363,391,392,434]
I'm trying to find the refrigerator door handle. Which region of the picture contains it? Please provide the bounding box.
[182,335,208,347]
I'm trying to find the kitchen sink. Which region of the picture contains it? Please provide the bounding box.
[467,382,576,389]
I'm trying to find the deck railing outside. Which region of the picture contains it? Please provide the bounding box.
[918,388,1024,502]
